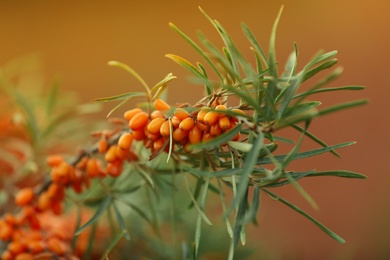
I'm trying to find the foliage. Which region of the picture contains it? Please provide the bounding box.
[0,6,367,260]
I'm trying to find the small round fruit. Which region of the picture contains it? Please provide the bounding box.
[174,108,189,120]
[124,108,143,121]
[196,107,210,122]
[147,118,166,134]
[154,98,171,111]
[118,132,133,150]
[160,120,171,136]
[203,111,218,125]
[173,128,189,142]
[15,188,34,206]
[129,111,149,131]
[219,116,231,130]
[189,126,202,144]
[179,117,195,131]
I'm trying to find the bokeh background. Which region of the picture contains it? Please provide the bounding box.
[0,0,388,259]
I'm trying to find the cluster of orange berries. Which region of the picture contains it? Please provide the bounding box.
[0,98,246,259]
[124,99,245,154]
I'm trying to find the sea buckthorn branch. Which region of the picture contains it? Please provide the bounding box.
[1,6,369,260]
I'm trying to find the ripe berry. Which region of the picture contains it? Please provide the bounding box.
[197,107,210,122]
[118,132,133,150]
[174,108,188,120]
[202,132,214,143]
[173,128,189,142]
[98,138,108,153]
[147,118,166,134]
[196,121,209,132]
[51,162,71,185]
[105,145,117,162]
[210,123,222,136]
[153,137,166,152]
[47,155,64,167]
[129,111,149,131]
[124,108,142,121]
[203,111,218,125]
[15,188,34,206]
[160,120,171,136]
[170,116,181,128]
[37,192,51,211]
[219,116,231,130]
[132,129,146,141]
[154,98,171,111]
[189,126,202,144]
[179,117,195,131]
[150,110,165,119]
[215,104,227,118]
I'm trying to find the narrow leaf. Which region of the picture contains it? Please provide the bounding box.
[262,188,346,243]
[318,99,368,117]
[113,201,131,240]
[76,195,112,236]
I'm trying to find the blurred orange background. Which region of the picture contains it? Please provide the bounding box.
[0,0,388,259]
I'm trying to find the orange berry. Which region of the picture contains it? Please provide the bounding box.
[1,250,12,260]
[47,237,65,256]
[147,132,161,141]
[15,253,34,260]
[115,146,129,160]
[159,120,171,136]
[231,108,246,116]
[215,104,227,118]
[46,155,64,167]
[15,188,34,206]
[179,117,195,131]
[105,145,117,162]
[150,110,165,119]
[0,222,12,240]
[129,111,149,131]
[3,213,16,226]
[47,183,64,201]
[189,126,202,144]
[153,137,166,152]
[106,161,123,177]
[172,128,189,142]
[50,162,71,185]
[196,107,210,122]
[75,156,88,170]
[37,192,51,211]
[203,111,218,125]
[196,121,209,132]
[154,99,171,111]
[118,132,133,150]
[132,129,146,141]
[98,138,108,153]
[8,241,27,255]
[202,132,214,143]
[86,158,100,178]
[51,200,63,215]
[173,108,188,120]
[28,214,41,230]
[28,240,45,253]
[124,108,143,121]
[147,118,166,134]
[210,123,222,136]
[170,116,180,128]
[219,116,231,130]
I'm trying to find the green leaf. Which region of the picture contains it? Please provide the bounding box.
[182,165,242,178]
[262,188,345,243]
[189,124,243,150]
[258,141,356,164]
[227,141,253,152]
[294,85,365,100]
[165,54,213,94]
[241,22,268,67]
[113,201,131,240]
[150,73,177,99]
[229,132,264,215]
[91,91,145,103]
[291,124,341,157]
[107,61,150,95]
[76,195,112,236]
[169,22,223,81]
[233,188,248,248]
[305,170,367,179]
[318,99,368,117]
[302,59,338,82]
[101,230,126,260]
